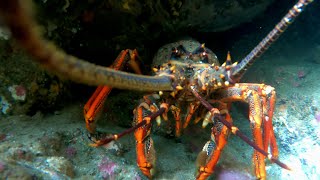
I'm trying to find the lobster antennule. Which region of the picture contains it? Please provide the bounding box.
[230,0,314,82]
[0,0,173,92]
[91,105,168,147]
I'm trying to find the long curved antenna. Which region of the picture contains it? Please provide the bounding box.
[230,0,314,82]
[0,0,173,91]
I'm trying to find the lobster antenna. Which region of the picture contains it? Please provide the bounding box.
[190,86,291,170]
[0,0,173,91]
[230,0,314,82]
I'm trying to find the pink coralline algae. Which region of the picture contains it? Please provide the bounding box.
[0,161,5,173]
[15,85,26,96]
[218,169,252,180]
[0,133,6,142]
[297,70,306,79]
[315,112,320,123]
[8,85,26,101]
[98,157,117,179]
[64,146,77,158]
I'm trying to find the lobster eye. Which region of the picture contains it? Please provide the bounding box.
[170,47,180,60]
[172,47,179,54]
[199,51,209,63]
[170,45,188,60]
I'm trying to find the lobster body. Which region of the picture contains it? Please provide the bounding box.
[132,40,276,179]
[152,39,233,99]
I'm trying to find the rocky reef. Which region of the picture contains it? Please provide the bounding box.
[0,0,275,116]
[1,0,320,179]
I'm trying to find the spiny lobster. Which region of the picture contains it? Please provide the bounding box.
[0,0,314,179]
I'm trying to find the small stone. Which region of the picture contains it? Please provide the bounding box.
[8,85,27,101]
[46,156,75,178]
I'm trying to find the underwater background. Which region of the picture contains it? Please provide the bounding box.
[0,0,320,179]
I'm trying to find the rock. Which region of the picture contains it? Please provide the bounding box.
[100,0,274,32]
[31,0,275,66]
[0,165,35,180]
[46,156,75,178]
[0,41,68,115]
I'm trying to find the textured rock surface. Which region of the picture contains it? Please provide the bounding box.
[102,0,275,32]
[0,40,67,115]
[33,0,275,65]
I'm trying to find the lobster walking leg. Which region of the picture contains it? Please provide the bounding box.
[183,102,200,128]
[212,83,280,179]
[196,103,232,180]
[171,105,182,137]
[260,85,279,159]
[134,104,155,178]
[133,94,168,178]
[84,49,141,134]
[233,83,279,161]
[246,89,266,179]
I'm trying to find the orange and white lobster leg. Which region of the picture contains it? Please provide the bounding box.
[183,101,200,129]
[238,83,279,175]
[214,83,278,179]
[245,89,266,179]
[260,85,279,159]
[84,49,141,134]
[171,105,182,137]
[192,85,289,180]
[133,94,168,178]
[218,84,266,179]
[196,105,232,180]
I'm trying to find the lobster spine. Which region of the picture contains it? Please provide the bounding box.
[231,0,314,81]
